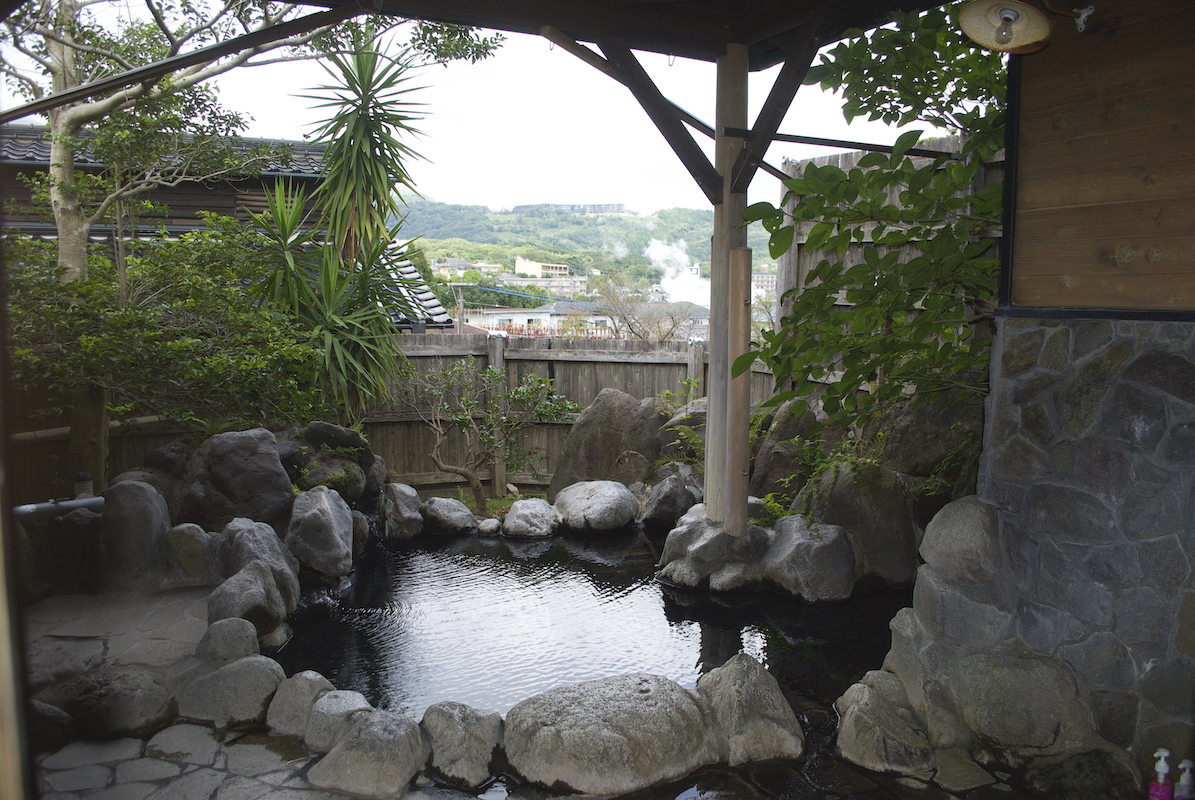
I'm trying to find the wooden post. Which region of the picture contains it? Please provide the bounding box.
[705,43,749,527]
[725,246,752,537]
[487,334,507,497]
[686,339,706,397]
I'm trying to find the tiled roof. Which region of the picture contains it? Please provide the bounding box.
[0,124,325,177]
[393,257,454,329]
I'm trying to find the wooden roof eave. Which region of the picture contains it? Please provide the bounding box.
[304,0,941,70]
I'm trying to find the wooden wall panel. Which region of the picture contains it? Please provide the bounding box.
[1011,0,1195,310]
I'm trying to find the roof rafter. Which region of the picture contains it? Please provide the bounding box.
[597,36,723,205]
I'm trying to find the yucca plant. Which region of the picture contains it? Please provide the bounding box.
[253,33,423,418]
[305,39,423,269]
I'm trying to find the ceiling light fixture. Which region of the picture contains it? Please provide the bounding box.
[960,0,1054,53]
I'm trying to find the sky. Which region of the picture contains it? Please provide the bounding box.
[212,29,920,217]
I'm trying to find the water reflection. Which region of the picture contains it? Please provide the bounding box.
[274,529,911,722]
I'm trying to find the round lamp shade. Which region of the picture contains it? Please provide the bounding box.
[960,0,1053,53]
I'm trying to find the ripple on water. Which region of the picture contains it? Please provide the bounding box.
[274,531,910,722]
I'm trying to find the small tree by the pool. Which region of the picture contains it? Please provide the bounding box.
[396,357,579,514]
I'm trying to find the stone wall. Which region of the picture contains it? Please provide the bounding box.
[982,317,1195,772]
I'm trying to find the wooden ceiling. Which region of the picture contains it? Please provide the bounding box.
[303,0,939,71]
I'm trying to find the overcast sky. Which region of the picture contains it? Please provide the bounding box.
[213,30,921,216]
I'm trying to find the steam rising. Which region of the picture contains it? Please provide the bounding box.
[645,239,710,306]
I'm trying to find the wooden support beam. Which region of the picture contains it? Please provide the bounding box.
[540,25,617,79]
[541,28,789,184]
[730,11,831,194]
[597,37,723,206]
[725,246,752,537]
[705,42,749,526]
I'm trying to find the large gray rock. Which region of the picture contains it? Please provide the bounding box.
[382,483,423,540]
[285,485,355,579]
[956,652,1095,757]
[554,480,639,531]
[835,670,934,774]
[876,397,984,479]
[300,456,367,505]
[641,475,698,531]
[502,498,558,539]
[173,428,294,536]
[57,667,174,739]
[176,655,285,729]
[303,420,374,469]
[206,560,287,638]
[102,480,171,591]
[657,505,770,590]
[913,565,1014,649]
[422,496,478,535]
[919,496,1001,585]
[267,670,335,739]
[696,653,804,765]
[793,460,918,584]
[225,517,300,613]
[748,398,818,500]
[305,689,374,754]
[504,673,723,795]
[307,710,428,799]
[762,515,856,602]
[548,389,666,501]
[158,523,222,589]
[195,618,259,663]
[421,701,503,789]
[881,609,971,750]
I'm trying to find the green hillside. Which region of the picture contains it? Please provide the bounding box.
[397,199,774,275]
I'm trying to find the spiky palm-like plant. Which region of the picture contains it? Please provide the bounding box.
[254,36,423,418]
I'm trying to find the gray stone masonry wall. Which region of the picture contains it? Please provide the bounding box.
[981,317,1195,773]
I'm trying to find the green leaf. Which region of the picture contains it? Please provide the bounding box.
[891,129,924,161]
[769,226,795,259]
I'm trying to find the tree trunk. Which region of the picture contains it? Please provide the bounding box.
[47,119,91,284]
[45,0,91,283]
[67,385,108,494]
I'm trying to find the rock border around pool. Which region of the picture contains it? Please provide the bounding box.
[156,624,807,798]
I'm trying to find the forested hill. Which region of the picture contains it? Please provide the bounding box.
[396,198,772,270]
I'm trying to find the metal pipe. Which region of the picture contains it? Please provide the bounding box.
[12,496,104,521]
[11,415,169,444]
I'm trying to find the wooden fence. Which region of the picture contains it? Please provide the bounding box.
[363,333,776,497]
[8,334,778,505]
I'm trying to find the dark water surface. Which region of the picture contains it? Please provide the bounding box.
[275,529,910,719]
[275,528,949,800]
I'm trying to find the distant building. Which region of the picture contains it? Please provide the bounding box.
[465,301,614,338]
[431,257,504,278]
[751,272,777,295]
[513,256,569,278]
[509,203,630,215]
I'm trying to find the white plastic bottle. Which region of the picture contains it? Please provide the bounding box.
[1151,749,1174,800]
[1175,760,1195,800]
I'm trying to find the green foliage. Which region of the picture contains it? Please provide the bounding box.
[749,493,790,527]
[737,2,1004,433]
[794,435,886,521]
[396,358,579,514]
[398,200,776,278]
[253,37,424,418]
[304,38,422,266]
[407,22,504,64]
[656,378,701,415]
[252,183,419,418]
[5,218,327,428]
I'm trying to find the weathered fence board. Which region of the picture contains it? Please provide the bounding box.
[10,332,776,504]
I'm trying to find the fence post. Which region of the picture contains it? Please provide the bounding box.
[686,339,706,397]
[487,334,507,498]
